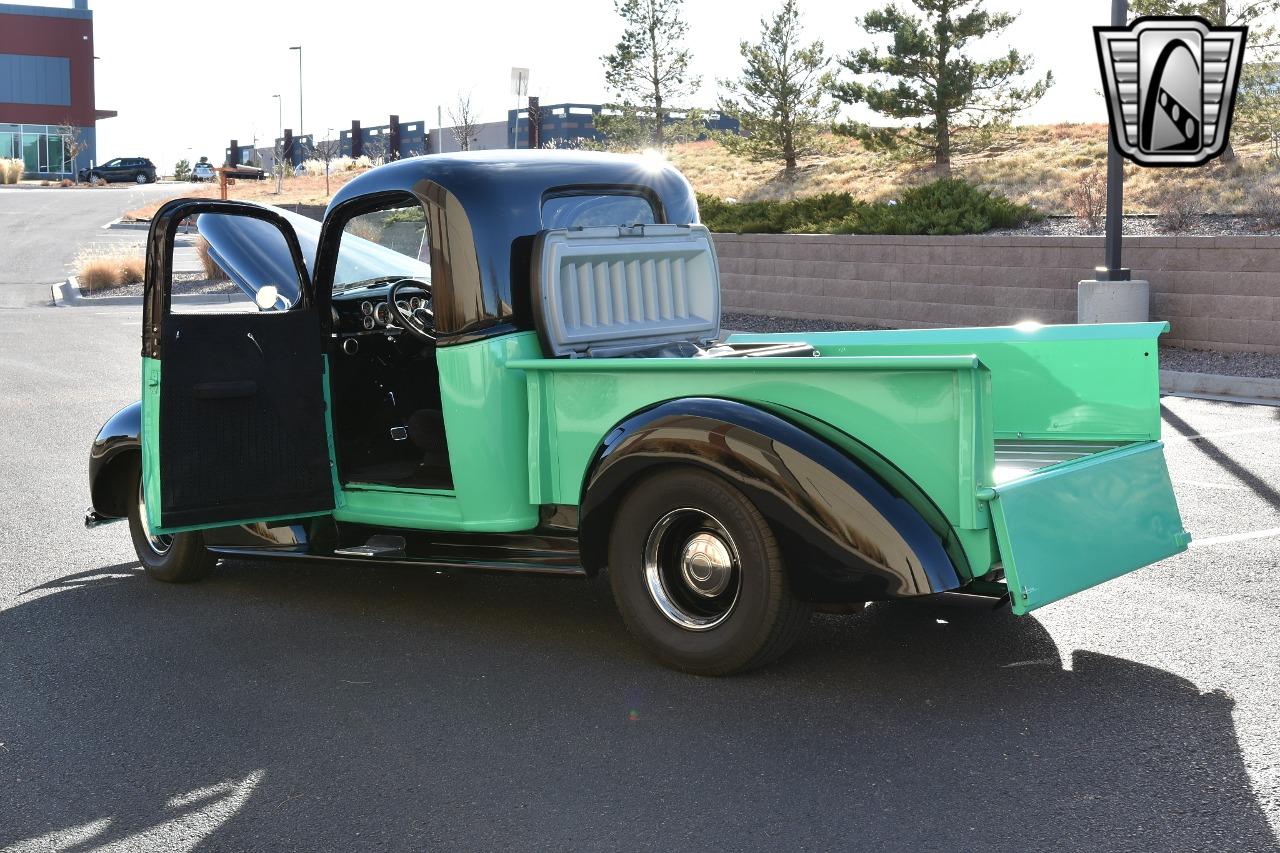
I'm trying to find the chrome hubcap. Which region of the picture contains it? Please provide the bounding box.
[644,508,741,631]
[137,481,172,555]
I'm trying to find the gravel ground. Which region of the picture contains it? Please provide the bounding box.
[722,312,1280,379]
[78,272,238,299]
[991,213,1279,237]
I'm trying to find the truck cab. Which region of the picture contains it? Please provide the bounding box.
[87,151,1189,674]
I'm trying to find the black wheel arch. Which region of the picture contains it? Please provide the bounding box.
[579,398,965,602]
[88,401,142,519]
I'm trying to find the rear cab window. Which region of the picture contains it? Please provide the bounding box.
[541,192,659,229]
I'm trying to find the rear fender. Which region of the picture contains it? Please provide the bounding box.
[579,398,961,601]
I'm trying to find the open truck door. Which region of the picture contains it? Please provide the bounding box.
[140,200,334,534]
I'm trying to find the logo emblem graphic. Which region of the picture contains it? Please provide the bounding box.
[1095,16,1247,167]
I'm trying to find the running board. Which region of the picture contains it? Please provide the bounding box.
[205,523,586,577]
[333,534,406,558]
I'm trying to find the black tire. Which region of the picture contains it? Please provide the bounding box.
[126,462,215,583]
[135,172,147,184]
[608,468,812,675]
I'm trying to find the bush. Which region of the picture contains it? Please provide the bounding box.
[1154,179,1202,233]
[1251,184,1280,230]
[698,179,1038,235]
[0,158,22,184]
[75,250,145,292]
[1069,170,1106,234]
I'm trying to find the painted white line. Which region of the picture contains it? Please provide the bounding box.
[1189,527,1280,548]
[1167,425,1280,443]
[100,216,122,229]
[1183,479,1251,491]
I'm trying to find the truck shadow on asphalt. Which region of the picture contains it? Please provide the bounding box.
[0,558,1274,852]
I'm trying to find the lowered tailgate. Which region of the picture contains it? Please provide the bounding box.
[987,441,1190,615]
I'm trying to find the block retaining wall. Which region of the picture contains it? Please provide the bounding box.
[712,233,1280,354]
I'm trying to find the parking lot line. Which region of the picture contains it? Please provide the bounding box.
[1189,527,1280,548]
[1168,425,1280,443]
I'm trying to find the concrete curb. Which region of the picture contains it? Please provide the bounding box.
[53,277,249,308]
[1160,369,1280,406]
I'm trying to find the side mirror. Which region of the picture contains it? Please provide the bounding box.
[255,285,280,311]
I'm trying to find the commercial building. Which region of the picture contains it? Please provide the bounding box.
[224,103,740,169]
[0,0,113,178]
[508,103,739,148]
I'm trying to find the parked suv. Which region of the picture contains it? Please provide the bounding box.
[79,157,157,184]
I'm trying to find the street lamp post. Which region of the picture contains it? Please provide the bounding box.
[290,46,303,141]
[1079,0,1146,324]
[1100,0,1130,282]
[272,93,283,194]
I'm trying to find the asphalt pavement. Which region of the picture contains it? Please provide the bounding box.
[0,190,1278,852]
[0,183,184,308]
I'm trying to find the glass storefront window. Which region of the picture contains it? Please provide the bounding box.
[49,136,64,174]
[21,133,39,173]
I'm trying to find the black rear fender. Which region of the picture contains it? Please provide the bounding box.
[579,399,962,602]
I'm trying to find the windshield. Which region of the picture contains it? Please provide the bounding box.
[333,203,431,292]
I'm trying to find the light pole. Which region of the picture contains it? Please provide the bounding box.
[272,93,283,193]
[1100,0,1129,282]
[289,46,303,140]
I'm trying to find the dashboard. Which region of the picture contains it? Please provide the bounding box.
[331,280,432,337]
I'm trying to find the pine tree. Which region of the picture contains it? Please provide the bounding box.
[718,0,836,177]
[833,0,1052,174]
[599,0,702,148]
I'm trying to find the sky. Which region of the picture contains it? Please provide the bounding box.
[66,0,1139,171]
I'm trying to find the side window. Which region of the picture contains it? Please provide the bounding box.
[170,212,301,315]
[541,193,658,229]
[333,199,432,293]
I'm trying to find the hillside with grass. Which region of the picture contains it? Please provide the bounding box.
[668,124,1280,217]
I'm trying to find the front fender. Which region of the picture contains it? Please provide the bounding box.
[579,398,961,601]
[88,401,141,519]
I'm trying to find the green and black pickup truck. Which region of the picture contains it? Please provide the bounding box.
[85,151,1189,674]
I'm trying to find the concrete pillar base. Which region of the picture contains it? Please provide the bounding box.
[1077,279,1150,324]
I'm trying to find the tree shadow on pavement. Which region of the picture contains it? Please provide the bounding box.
[1162,402,1280,511]
[0,559,1273,852]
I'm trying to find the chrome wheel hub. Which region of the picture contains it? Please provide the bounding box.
[644,508,741,631]
[680,533,734,598]
[137,481,172,556]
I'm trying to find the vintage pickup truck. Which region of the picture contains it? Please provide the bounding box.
[85,150,1189,674]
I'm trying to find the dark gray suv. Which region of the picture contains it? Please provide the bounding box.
[80,157,157,185]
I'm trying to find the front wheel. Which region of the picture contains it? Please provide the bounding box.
[126,464,215,582]
[608,468,812,675]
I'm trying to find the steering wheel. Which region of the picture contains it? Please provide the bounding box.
[387,279,435,342]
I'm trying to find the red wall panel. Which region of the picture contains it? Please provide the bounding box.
[0,11,95,125]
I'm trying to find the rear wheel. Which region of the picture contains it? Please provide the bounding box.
[126,464,215,582]
[608,468,812,675]
[135,172,147,184]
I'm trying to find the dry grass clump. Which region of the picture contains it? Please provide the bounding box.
[75,249,145,292]
[0,158,22,184]
[195,237,230,281]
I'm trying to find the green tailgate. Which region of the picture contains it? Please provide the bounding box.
[988,441,1190,615]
